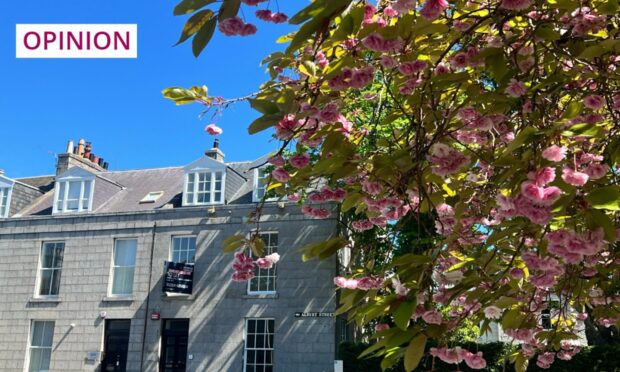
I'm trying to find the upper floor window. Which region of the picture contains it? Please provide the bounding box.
[253,168,268,202]
[248,232,278,294]
[36,242,65,298]
[53,168,95,214]
[171,236,196,264]
[183,156,227,207]
[185,171,223,205]
[110,239,137,297]
[0,187,11,218]
[0,175,14,218]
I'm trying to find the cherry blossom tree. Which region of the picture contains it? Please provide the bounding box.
[164,0,620,370]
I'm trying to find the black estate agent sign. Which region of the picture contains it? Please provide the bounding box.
[163,261,194,294]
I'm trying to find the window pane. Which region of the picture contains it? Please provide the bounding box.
[50,269,62,296]
[81,180,92,209]
[56,182,65,210]
[114,240,137,266]
[112,267,134,295]
[40,245,55,268]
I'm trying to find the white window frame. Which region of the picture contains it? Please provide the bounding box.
[53,171,95,214]
[26,320,55,372]
[170,235,197,264]
[35,241,65,298]
[108,238,137,297]
[243,318,274,372]
[183,171,225,206]
[0,175,14,218]
[247,232,278,295]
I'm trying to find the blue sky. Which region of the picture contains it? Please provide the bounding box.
[0,1,301,177]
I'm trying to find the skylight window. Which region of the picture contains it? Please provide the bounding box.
[140,191,164,204]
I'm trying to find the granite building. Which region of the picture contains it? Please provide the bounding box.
[0,139,339,372]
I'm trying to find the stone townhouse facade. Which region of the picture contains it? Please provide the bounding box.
[0,140,339,372]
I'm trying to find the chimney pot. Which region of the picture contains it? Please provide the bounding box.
[213,139,220,149]
[98,157,105,167]
[66,139,74,153]
[205,140,225,162]
[103,162,109,170]
[77,139,85,156]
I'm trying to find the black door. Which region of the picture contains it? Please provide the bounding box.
[160,319,189,372]
[102,319,131,372]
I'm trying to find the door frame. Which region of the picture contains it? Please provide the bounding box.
[159,318,190,372]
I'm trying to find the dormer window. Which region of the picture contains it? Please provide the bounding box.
[0,176,13,218]
[53,168,95,214]
[253,167,268,202]
[183,156,227,207]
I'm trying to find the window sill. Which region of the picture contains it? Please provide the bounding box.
[102,296,134,302]
[243,293,278,299]
[29,296,61,303]
[162,293,195,300]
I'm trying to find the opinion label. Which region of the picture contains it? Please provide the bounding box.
[16,24,137,58]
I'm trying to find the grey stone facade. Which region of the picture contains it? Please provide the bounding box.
[0,146,339,372]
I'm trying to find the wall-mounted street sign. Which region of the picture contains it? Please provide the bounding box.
[295,312,334,318]
[163,261,194,294]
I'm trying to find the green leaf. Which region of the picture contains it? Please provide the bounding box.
[249,98,280,115]
[562,123,605,138]
[162,87,202,105]
[222,234,246,253]
[173,0,217,16]
[393,300,415,330]
[342,192,363,212]
[598,0,619,14]
[585,186,620,211]
[248,113,283,135]
[250,235,266,257]
[192,16,217,57]
[218,0,241,21]
[404,334,427,372]
[175,9,214,46]
[561,101,583,119]
[301,237,348,261]
[501,126,537,156]
[501,309,523,330]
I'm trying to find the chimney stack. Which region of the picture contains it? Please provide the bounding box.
[56,138,109,175]
[205,139,225,162]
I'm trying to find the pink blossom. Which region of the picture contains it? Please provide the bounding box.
[483,305,503,319]
[289,153,310,169]
[287,193,300,202]
[357,276,384,290]
[562,168,589,186]
[380,56,397,69]
[361,33,403,52]
[542,145,567,162]
[255,252,280,269]
[205,124,223,135]
[351,219,374,231]
[334,276,358,289]
[584,163,608,179]
[375,323,390,331]
[271,168,290,182]
[422,310,443,324]
[240,23,257,36]
[218,17,254,37]
[509,267,525,279]
[398,60,428,75]
[361,180,382,195]
[434,62,450,75]
[427,143,470,177]
[231,252,255,282]
[255,9,273,21]
[506,79,527,97]
[384,6,399,17]
[419,0,449,20]
[393,0,416,13]
[584,94,605,109]
[528,166,556,186]
[536,352,555,369]
[430,346,467,364]
[241,0,266,5]
[464,351,487,369]
[271,12,288,23]
[500,0,532,10]
[268,155,285,167]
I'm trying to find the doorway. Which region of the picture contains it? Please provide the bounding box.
[102,319,131,372]
[160,319,189,372]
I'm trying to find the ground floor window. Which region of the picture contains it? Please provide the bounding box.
[28,320,54,372]
[244,318,274,372]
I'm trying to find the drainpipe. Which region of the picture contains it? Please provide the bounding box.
[140,221,157,371]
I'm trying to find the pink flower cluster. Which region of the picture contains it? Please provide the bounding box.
[546,228,606,264]
[301,204,331,219]
[218,17,257,37]
[327,66,375,90]
[231,252,255,281]
[255,10,288,23]
[426,143,470,177]
[430,347,487,369]
[333,276,384,290]
[361,33,404,52]
[500,0,532,10]
[521,251,565,288]
[255,252,280,269]
[561,7,606,37]
[307,186,347,204]
[419,0,449,20]
[205,123,223,135]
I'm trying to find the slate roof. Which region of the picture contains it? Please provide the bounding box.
[12,158,264,217]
